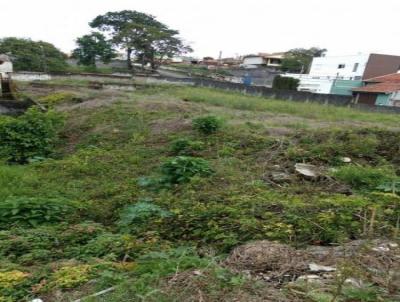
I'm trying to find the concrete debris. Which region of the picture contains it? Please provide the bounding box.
[372,246,390,252]
[271,172,292,183]
[308,263,336,272]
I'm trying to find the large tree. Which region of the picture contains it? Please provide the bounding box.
[0,37,67,72]
[89,10,191,70]
[72,32,116,67]
[281,47,327,73]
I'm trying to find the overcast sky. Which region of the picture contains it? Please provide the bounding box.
[1,0,400,58]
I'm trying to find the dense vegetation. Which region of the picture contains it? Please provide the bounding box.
[0,37,67,72]
[0,81,399,301]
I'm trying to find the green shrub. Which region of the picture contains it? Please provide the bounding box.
[192,115,223,135]
[272,75,300,90]
[0,197,80,229]
[49,264,93,289]
[288,130,380,164]
[119,202,172,228]
[333,165,397,191]
[0,107,64,163]
[80,233,159,259]
[170,138,205,156]
[38,92,78,107]
[0,223,106,262]
[161,156,214,184]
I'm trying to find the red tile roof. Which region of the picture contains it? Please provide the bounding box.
[353,82,400,93]
[364,73,400,83]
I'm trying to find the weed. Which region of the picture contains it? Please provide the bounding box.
[192,115,223,135]
[170,138,205,156]
[160,156,214,184]
[0,107,64,163]
[333,165,397,191]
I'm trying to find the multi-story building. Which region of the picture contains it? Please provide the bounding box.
[285,53,400,94]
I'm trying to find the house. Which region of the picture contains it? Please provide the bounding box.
[352,73,400,106]
[285,53,400,94]
[0,54,13,98]
[0,54,13,78]
[241,53,284,69]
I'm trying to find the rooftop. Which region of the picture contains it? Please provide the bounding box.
[364,72,400,83]
[353,82,400,93]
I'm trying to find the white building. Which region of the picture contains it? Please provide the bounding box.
[284,54,370,94]
[0,54,13,79]
[309,54,369,80]
[241,53,284,69]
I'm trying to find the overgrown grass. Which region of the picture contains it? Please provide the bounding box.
[168,86,400,126]
[1,83,399,301]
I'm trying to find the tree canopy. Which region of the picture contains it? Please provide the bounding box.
[72,32,116,67]
[281,47,327,73]
[89,10,192,70]
[0,37,67,72]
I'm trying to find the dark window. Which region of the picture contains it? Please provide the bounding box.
[338,64,345,69]
[353,63,359,72]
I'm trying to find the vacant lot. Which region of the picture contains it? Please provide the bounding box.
[1,79,399,301]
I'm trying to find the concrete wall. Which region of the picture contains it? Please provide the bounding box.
[13,72,52,81]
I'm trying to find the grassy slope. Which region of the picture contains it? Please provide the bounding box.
[1,82,399,301]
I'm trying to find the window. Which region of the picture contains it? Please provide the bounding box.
[353,63,359,72]
[338,64,345,69]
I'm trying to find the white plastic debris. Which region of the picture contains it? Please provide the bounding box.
[297,274,321,281]
[340,157,352,163]
[309,263,336,272]
[295,163,319,178]
[31,299,43,302]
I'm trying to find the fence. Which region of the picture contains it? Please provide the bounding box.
[155,76,400,114]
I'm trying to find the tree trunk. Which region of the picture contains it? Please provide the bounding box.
[126,48,133,70]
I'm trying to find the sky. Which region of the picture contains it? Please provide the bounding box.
[1,0,400,59]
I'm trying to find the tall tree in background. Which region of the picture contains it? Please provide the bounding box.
[0,37,67,72]
[281,47,327,73]
[72,32,116,67]
[89,10,191,70]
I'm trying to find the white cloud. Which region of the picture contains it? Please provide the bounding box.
[0,0,399,58]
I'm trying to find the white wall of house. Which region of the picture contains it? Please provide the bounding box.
[309,54,369,79]
[242,57,265,66]
[0,62,13,78]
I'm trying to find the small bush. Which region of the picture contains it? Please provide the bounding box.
[49,265,92,289]
[0,107,64,163]
[192,115,223,135]
[38,92,78,107]
[0,197,80,229]
[272,75,300,90]
[333,165,397,191]
[161,156,214,184]
[119,202,172,228]
[170,138,205,156]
